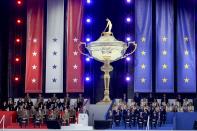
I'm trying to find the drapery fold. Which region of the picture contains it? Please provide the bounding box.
[156,0,174,92]
[134,0,152,92]
[25,0,44,93]
[45,0,64,93]
[177,0,196,93]
[66,0,84,92]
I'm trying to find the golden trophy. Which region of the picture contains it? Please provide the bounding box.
[78,19,137,104]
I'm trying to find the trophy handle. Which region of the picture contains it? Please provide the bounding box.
[78,42,93,58]
[121,41,137,59]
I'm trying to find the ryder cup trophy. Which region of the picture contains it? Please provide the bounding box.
[78,19,137,103]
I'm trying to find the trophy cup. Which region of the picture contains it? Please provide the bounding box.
[78,19,137,104]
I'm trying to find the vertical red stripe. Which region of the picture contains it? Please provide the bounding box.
[25,0,44,93]
[66,0,84,92]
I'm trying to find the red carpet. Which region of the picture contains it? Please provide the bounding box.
[7,123,48,129]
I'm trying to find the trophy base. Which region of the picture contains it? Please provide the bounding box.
[97,97,111,104]
[101,32,113,36]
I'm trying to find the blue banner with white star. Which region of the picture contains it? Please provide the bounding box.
[177,0,196,93]
[134,0,152,92]
[156,0,174,92]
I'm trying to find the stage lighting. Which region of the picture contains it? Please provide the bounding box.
[15,57,20,62]
[126,37,131,42]
[87,0,91,4]
[16,18,22,24]
[85,76,90,81]
[126,17,131,23]
[16,0,22,5]
[86,57,90,62]
[126,0,131,3]
[16,38,21,43]
[14,76,20,82]
[126,76,131,81]
[86,37,91,42]
[86,18,91,23]
[126,57,131,61]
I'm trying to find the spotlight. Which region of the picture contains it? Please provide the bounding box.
[86,18,91,23]
[85,77,90,81]
[87,0,91,4]
[86,57,90,62]
[126,37,131,42]
[126,0,131,3]
[16,38,21,43]
[15,57,20,62]
[126,57,131,61]
[126,17,131,23]
[16,18,22,24]
[14,76,20,82]
[126,76,131,81]
[16,0,22,5]
[86,37,91,42]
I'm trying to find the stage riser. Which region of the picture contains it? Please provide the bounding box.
[88,103,111,126]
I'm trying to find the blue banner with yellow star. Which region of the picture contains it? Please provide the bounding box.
[177,0,196,93]
[156,0,174,92]
[134,0,152,92]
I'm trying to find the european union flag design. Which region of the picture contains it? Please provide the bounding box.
[134,0,152,92]
[177,1,196,92]
[156,0,174,92]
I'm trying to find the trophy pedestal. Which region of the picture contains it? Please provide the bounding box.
[97,61,113,104]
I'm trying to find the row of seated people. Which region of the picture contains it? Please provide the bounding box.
[0,93,84,111]
[124,93,194,112]
[0,93,89,127]
[107,101,166,129]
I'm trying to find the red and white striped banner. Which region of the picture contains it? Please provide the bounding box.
[25,0,44,93]
[66,0,84,93]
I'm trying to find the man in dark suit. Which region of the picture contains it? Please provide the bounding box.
[77,94,84,109]
[148,93,154,105]
[194,96,197,112]
[122,93,127,104]
[177,94,183,106]
[64,93,70,109]
[134,93,141,106]
[161,94,168,104]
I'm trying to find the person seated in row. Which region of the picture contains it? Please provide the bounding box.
[35,94,44,108]
[51,94,58,103]
[48,109,57,120]
[134,93,141,106]
[77,94,84,109]
[64,93,70,109]
[17,108,29,125]
[161,94,169,105]
[148,94,154,105]
[60,108,70,125]
[177,94,183,106]
[69,107,76,123]
[24,93,31,103]
[34,108,44,124]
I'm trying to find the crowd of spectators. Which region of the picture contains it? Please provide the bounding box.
[107,93,194,128]
[0,93,89,127]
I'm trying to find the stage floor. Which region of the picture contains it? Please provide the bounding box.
[2,124,174,131]
[0,128,175,131]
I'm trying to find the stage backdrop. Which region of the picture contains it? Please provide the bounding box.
[156,0,174,92]
[45,0,64,93]
[134,0,152,92]
[25,0,84,93]
[25,0,44,93]
[66,0,84,93]
[177,0,196,93]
